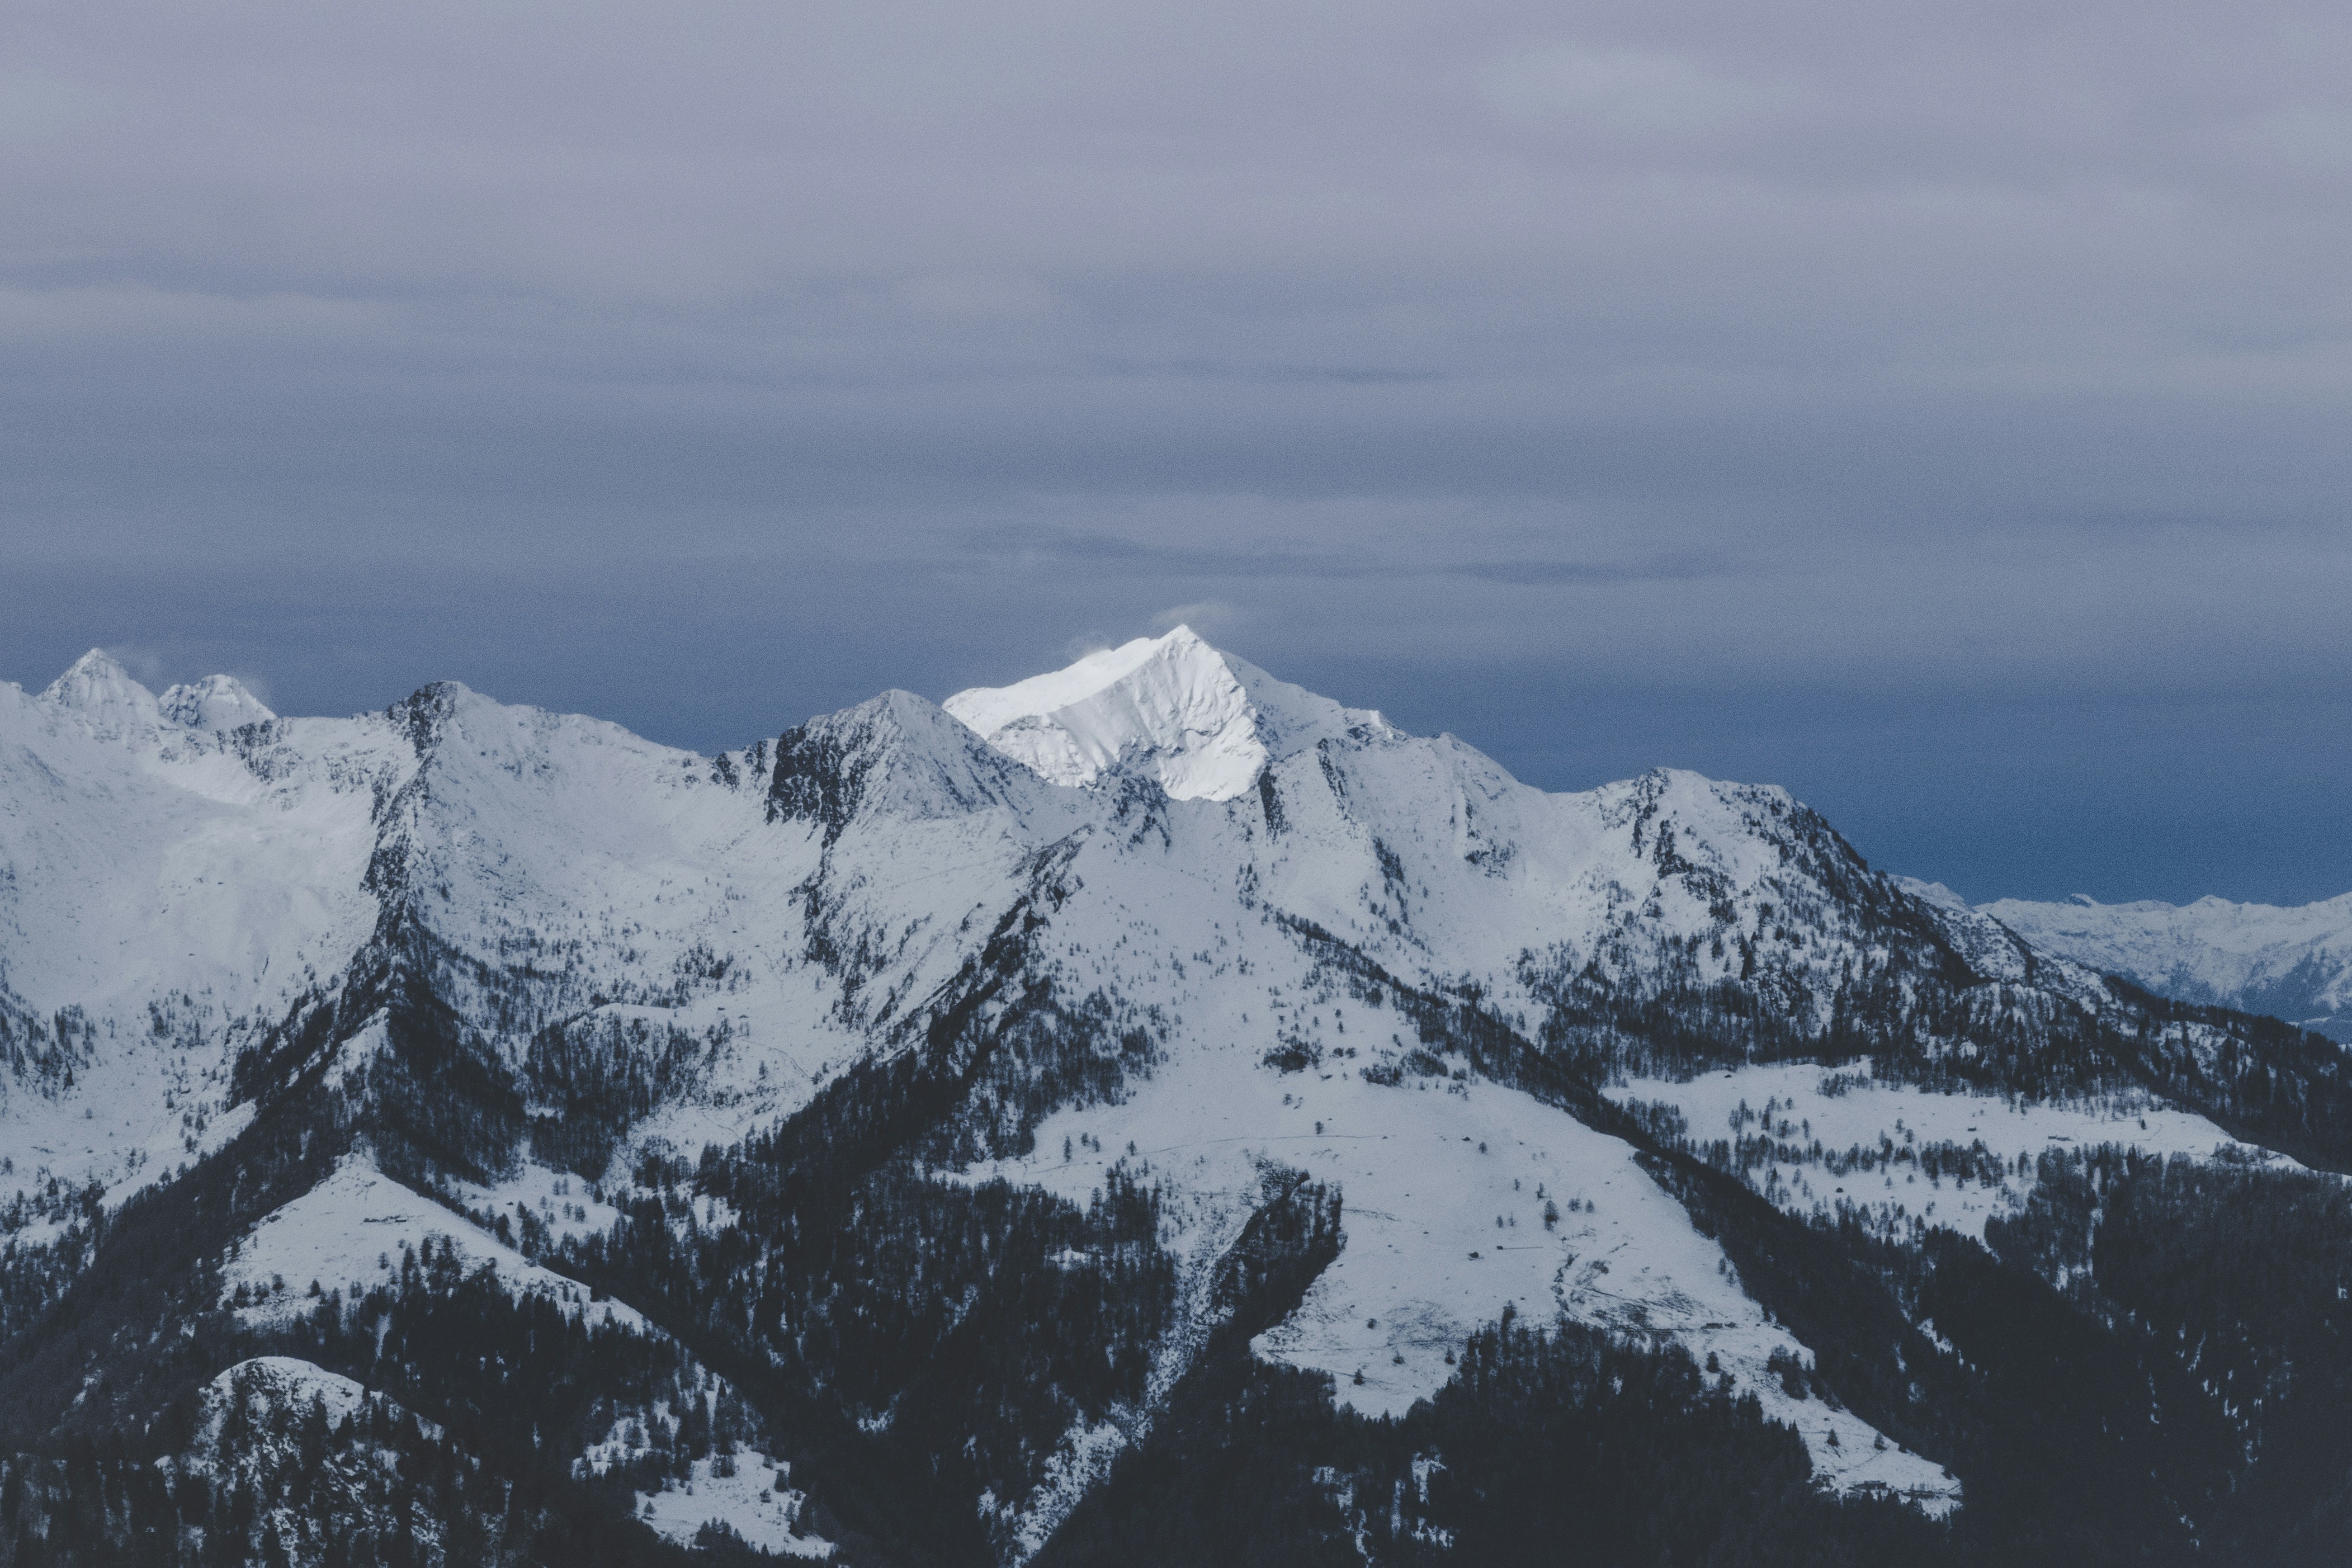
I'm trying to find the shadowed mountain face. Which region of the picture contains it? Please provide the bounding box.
[3,631,2350,1567]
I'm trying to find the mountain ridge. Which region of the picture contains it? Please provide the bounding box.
[3,632,2350,1566]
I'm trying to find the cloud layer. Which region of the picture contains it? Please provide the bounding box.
[4,1,2349,902]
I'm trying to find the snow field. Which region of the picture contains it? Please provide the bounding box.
[0,1048,254,1247]
[583,1410,834,1560]
[201,1355,386,1433]
[1609,1060,2296,1242]
[0,670,400,1022]
[972,1026,1959,1508]
[635,1452,834,1558]
[221,1155,645,1331]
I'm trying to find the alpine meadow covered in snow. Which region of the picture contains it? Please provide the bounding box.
[3,628,2352,1565]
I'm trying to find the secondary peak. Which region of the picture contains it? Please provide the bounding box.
[38,648,163,739]
[160,674,277,731]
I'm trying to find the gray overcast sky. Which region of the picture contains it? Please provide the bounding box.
[4,1,2349,904]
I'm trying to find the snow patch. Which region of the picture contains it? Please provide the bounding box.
[970,1033,1957,1509]
[201,1355,387,1432]
[221,1155,644,1330]
[631,1451,834,1558]
[1608,1060,2295,1242]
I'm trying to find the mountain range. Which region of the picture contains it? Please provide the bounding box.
[1897,883,2352,1044]
[2,629,2349,1567]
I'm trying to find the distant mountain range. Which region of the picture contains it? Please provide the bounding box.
[3,630,2350,1567]
[1897,884,2352,1044]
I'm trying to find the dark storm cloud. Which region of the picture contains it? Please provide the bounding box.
[3,0,2349,901]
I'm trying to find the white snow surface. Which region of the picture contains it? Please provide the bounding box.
[0,660,407,1215]
[222,1154,644,1331]
[1609,1060,2297,1243]
[39,648,169,743]
[0,660,1041,1209]
[631,1452,835,1558]
[584,1404,833,1557]
[160,673,276,732]
[1,665,399,1022]
[452,1160,630,1250]
[944,626,1392,801]
[202,1355,381,1429]
[970,1045,1958,1509]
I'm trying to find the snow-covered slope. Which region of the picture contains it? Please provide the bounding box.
[0,654,409,1217]
[1919,881,2352,1042]
[160,673,276,732]
[1609,1059,2290,1243]
[221,1154,644,1331]
[6,633,2336,1557]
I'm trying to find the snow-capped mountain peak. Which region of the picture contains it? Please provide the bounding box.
[36,647,164,740]
[159,673,276,731]
[943,625,1393,801]
[768,686,1049,838]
